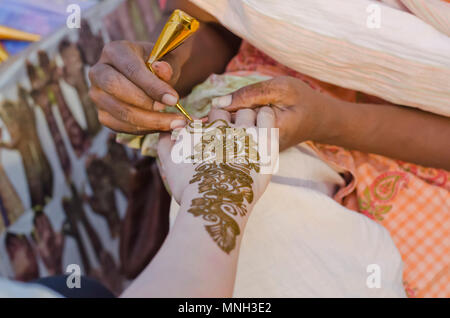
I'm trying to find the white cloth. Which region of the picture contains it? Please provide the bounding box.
[169,145,406,297]
[0,278,60,298]
[190,0,450,117]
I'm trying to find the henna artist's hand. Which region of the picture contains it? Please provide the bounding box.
[88,41,188,133]
[211,76,333,151]
[158,107,277,254]
[157,108,277,205]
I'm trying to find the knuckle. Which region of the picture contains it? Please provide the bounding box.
[117,108,131,123]
[102,40,126,59]
[148,81,167,100]
[99,70,117,93]
[88,89,98,102]
[124,62,140,79]
[97,112,108,126]
[102,42,116,60]
[88,64,98,83]
[278,76,294,90]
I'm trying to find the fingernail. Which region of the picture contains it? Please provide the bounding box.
[162,94,178,106]
[170,119,186,129]
[153,101,167,111]
[212,95,232,108]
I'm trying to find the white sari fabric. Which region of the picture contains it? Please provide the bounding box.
[190,0,450,116]
[169,146,406,297]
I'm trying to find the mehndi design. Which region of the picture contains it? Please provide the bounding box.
[187,120,260,253]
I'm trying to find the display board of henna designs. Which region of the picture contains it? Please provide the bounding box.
[186,120,260,254]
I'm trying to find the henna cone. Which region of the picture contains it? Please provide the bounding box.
[0,26,40,42]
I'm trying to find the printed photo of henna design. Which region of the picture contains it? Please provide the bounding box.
[0,156,24,232]
[37,51,90,157]
[135,0,160,35]
[27,62,72,178]
[5,232,39,282]
[104,134,134,197]
[59,39,101,137]
[62,184,123,295]
[120,158,171,279]
[31,211,64,275]
[0,88,53,210]
[187,120,260,253]
[85,155,121,238]
[127,0,152,41]
[77,20,104,66]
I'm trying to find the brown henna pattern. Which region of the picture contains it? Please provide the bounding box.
[187,120,260,253]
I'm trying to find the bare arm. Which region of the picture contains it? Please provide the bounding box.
[89,0,241,133]
[316,97,450,170]
[121,108,275,297]
[219,76,450,170]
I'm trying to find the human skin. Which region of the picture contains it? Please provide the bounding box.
[89,0,241,133]
[89,0,450,170]
[214,76,450,170]
[121,107,276,297]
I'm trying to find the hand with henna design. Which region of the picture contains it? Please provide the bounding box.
[158,108,277,206]
[123,107,278,297]
[158,108,277,253]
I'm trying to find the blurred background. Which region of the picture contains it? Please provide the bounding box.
[0,0,169,295]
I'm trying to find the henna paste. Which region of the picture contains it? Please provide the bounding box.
[186,120,260,253]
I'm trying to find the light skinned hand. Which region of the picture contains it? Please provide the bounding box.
[157,108,277,204]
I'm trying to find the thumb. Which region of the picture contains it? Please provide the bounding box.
[157,133,175,167]
[212,79,285,112]
[151,61,174,83]
[152,49,184,85]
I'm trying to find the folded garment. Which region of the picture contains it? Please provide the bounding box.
[226,40,450,297]
[400,0,450,36]
[191,0,450,116]
[169,146,406,297]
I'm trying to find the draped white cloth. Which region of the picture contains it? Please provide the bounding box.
[190,0,450,116]
[169,146,407,297]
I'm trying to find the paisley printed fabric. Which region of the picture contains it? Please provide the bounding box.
[226,41,450,298]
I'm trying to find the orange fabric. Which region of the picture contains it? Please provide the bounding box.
[227,41,450,297]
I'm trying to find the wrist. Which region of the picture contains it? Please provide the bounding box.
[179,183,201,207]
[179,182,254,222]
[306,91,349,144]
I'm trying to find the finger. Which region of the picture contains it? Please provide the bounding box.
[153,101,167,112]
[213,78,292,112]
[89,64,155,110]
[257,106,276,128]
[93,90,185,131]
[151,61,173,83]
[157,132,181,175]
[101,41,179,105]
[235,109,256,127]
[157,133,175,166]
[208,108,231,123]
[98,110,150,134]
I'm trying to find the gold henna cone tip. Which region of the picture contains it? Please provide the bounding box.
[175,103,193,122]
[145,9,199,121]
[147,9,199,65]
